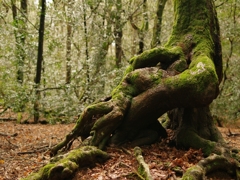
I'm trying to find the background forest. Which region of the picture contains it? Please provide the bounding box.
[0,0,239,124]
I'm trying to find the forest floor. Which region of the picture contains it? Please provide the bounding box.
[0,111,240,180]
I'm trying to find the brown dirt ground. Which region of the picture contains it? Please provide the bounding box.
[0,116,240,180]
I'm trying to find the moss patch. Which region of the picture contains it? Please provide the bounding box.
[23,146,109,180]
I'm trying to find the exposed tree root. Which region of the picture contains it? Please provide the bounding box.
[22,146,109,180]
[134,146,153,180]
[182,153,240,179]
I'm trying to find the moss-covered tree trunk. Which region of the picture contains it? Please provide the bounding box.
[22,0,240,179]
[51,0,223,155]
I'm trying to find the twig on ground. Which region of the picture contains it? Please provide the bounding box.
[4,137,19,148]
[121,147,132,155]
[0,118,17,121]
[0,107,9,115]
[227,129,240,137]
[17,144,56,155]
[0,132,18,137]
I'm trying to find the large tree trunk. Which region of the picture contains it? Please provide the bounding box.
[168,107,224,155]
[51,0,223,155]
[25,0,240,179]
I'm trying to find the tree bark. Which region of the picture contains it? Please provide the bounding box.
[34,0,46,123]
[129,0,148,54]
[114,0,123,68]
[51,0,223,155]
[168,107,224,156]
[151,0,167,48]
[65,0,73,84]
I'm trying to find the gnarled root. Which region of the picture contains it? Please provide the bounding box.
[24,146,109,180]
[182,153,240,179]
[50,96,131,156]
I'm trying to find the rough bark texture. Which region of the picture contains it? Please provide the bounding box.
[25,0,240,179]
[51,0,222,155]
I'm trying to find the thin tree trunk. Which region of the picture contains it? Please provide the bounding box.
[138,0,148,54]
[65,0,73,84]
[129,0,148,54]
[79,0,92,103]
[114,0,123,68]
[151,0,167,48]
[82,0,90,84]
[11,0,17,26]
[11,0,27,84]
[91,0,112,76]
[34,0,46,123]
[19,0,27,83]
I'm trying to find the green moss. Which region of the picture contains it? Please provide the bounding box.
[112,84,136,99]
[21,173,40,180]
[176,128,216,156]
[129,56,137,65]
[182,165,204,180]
[111,71,141,98]
[173,59,188,72]
[23,146,109,180]
[42,164,57,179]
[17,112,22,123]
[134,147,152,180]
[130,46,183,69]
[124,65,134,74]
[65,150,82,163]
[87,103,112,114]
[166,0,218,64]
[236,168,240,179]
[167,58,188,74]
[164,54,218,102]
[21,163,55,180]
[149,70,163,85]
[171,0,209,34]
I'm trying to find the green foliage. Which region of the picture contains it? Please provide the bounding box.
[211,0,240,123]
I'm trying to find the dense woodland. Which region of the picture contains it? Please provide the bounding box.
[0,0,240,179]
[0,0,239,124]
